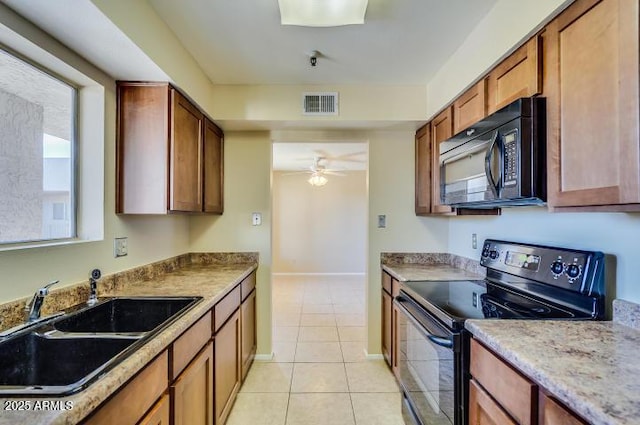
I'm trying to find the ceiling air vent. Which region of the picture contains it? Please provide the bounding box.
[302,92,338,116]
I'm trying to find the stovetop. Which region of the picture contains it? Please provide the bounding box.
[399,239,607,331]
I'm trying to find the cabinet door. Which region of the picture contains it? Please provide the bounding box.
[469,379,517,425]
[203,118,224,214]
[454,80,487,134]
[138,394,170,425]
[170,89,204,212]
[172,342,214,425]
[431,108,455,215]
[540,393,587,425]
[544,0,640,208]
[391,302,400,379]
[241,289,256,381]
[381,289,392,366]
[215,309,241,425]
[415,124,432,215]
[486,36,541,114]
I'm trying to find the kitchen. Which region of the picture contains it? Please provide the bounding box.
[0,0,639,424]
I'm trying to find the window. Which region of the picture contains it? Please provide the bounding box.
[0,47,76,244]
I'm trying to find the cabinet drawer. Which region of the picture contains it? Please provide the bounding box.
[469,379,516,425]
[391,277,401,298]
[470,339,536,425]
[138,393,170,425]
[541,393,587,425]
[214,285,241,333]
[86,351,168,425]
[171,312,212,380]
[382,271,392,294]
[241,272,256,302]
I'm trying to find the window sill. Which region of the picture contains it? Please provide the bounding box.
[0,238,102,252]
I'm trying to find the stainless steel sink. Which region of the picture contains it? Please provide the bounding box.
[0,296,201,395]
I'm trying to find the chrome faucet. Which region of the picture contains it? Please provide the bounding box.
[25,280,60,322]
[88,269,101,305]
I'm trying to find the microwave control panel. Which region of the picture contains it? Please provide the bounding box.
[502,129,518,187]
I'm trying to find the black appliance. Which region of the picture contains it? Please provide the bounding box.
[395,239,606,425]
[439,97,546,208]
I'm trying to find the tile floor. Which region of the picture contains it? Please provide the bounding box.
[226,275,405,425]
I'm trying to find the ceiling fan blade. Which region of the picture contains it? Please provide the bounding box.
[323,170,347,176]
[281,170,312,176]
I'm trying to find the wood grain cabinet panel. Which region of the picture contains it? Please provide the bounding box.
[214,285,241,333]
[215,309,241,425]
[138,394,170,425]
[171,343,214,425]
[116,82,224,215]
[544,0,640,209]
[470,339,536,425]
[486,36,541,114]
[415,124,432,215]
[171,312,213,380]
[241,288,256,381]
[85,351,168,425]
[453,80,487,134]
[430,108,455,215]
[203,118,224,213]
[540,393,588,425]
[381,288,392,366]
[469,379,517,425]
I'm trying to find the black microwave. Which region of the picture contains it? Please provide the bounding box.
[439,97,546,208]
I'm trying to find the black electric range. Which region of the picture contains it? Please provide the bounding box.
[396,239,607,425]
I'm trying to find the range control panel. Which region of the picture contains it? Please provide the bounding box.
[480,239,605,296]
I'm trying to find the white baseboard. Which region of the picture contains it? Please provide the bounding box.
[364,350,384,360]
[272,272,366,276]
[254,352,274,361]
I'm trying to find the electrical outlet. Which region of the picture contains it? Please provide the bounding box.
[252,212,262,226]
[472,233,478,249]
[378,215,386,228]
[114,237,128,257]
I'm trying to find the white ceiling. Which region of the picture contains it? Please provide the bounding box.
[147,0,498,85]
[273,143,367,171]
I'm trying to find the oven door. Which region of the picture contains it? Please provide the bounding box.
[394,295,461,425]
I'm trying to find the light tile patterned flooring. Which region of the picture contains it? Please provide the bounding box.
[226,275,405,425]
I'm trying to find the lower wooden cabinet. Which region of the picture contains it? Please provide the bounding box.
[139,394,170,425]
[171,342,214,425]
[85,351,168,425]
[241,288,257,381]
[215,309,241,425]
[381,288,392,366]
[469,338,588,425]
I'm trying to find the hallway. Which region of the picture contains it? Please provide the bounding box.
[226,275,404,425]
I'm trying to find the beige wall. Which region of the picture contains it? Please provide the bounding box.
[0,7,190,302]
[272,170,367,274]
[190,131,273,355]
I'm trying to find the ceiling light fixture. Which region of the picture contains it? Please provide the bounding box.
[308,173,328,187]
[278,0,369,27]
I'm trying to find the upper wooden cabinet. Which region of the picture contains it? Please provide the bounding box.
[486,36,541,114]
[116,82,224,215]
[543,0,640,210]
[430,108,455,215]
[453,80,487,134]
[415,124,432,215]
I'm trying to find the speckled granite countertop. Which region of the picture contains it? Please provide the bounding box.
[0,258,257,425]
[381,252,484,281]
[466,319,640,425]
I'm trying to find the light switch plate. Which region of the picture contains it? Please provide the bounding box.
[378,215,386,228]
[252,212,262,226]
[114,237,128,257]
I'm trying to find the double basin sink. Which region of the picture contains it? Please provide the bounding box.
[0,297,201,396]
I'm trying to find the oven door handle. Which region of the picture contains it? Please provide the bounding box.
[394,297,454,349]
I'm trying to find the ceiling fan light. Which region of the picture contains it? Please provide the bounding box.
[278,0,368,27]
[308,174,328,186]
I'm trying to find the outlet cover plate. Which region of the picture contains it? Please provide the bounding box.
[114,237,128,257]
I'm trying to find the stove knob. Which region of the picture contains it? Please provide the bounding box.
[550,260,564,275]
[489,250,499,260]
[566,264,581,279]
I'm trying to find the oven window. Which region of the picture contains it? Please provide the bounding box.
[397,310,455,425]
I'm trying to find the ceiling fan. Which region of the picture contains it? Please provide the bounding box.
[285,156,346,186]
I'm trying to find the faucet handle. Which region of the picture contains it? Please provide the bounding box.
[37,280,60,296]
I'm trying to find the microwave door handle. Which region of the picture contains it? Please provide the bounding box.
[441,137,493,165]
[484,131,500,197]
